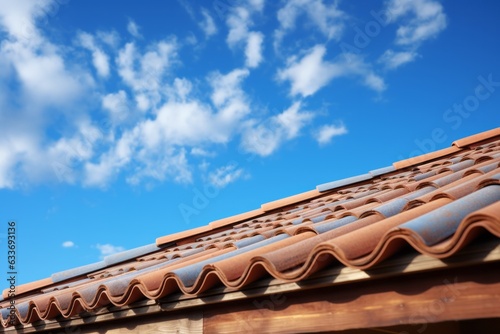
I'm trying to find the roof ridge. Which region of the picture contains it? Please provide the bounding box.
[452,127,500,148]
[393,127,500,170]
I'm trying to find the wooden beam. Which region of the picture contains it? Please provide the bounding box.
[78,311,203,334]
[204,262,500,333]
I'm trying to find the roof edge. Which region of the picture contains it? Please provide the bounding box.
[452,127,500,148]
[394,127,500,170]
[156,225,212,247]
[316,173,372,192]
[2,277,53,300]
[261,189,321,211]
[209,208,265,229]
[393,146,461,170]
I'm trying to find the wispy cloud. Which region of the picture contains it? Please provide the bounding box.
[387,0,447,46]
[209,163,245,188]
[225,4,264,69]
[242,101,314,156]
[62,241,75,248]
[275,0,346,51]
[378,49,419,70]
[277,45,385,97]
[315,123,348,145]
[127,19,142,39]
[199,8,217,37]
[77,32,110,77]
[116,39,178,111]
[245,31,264,68]
[379,0,447,69]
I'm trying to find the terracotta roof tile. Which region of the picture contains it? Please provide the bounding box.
[393,146,461,169]
[208,208,266,228]
[2,128,500,328]
[452,127,500,148]
[260,189,322,211]
[156,225,212,246]
[1,278,53,301]
[316,173,373,192]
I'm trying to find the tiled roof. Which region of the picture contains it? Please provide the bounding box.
[2,128,500,329]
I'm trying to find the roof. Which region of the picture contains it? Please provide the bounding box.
[2,127,500,330]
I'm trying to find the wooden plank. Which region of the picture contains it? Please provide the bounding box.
[79,311,203,334]
[204,262,500,333]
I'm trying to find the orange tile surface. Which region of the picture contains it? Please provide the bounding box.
[1,128,500,328]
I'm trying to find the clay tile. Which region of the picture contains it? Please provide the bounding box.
[369,165,396,177]
[393,146,461,170]
[208,208,266,229]
[2,277,53,299]
[156,225,213,247]
[452,127,500,148]
[261,189,321,212]
[316,173,373,192]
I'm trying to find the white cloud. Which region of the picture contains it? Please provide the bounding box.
[249,0,265,12]
[0,0,93,113]
[96,30,121,48]
[83,128,137,187]
[96,243,125,259]
[102,90,129,124]
[242,102,313,156]
[225,3,265,69]
[226,7,252,47]
[0,2,340,190]
[0,144,17,188]
[210,68,249,107]
[169,77,193,101]
[0,0,49,43]
[277,45,342,97]
[2,41,91,107]
[127,19,142,38]
[378,49,419,69]
[245,31,264,68]
[116,40,177,111]
[141,100,226,146]
[62,241,75,248]
[275,0,346,49]
[125,147,192,185]
[190,147,214,157]
[77,32,110,77]
[363,72,386,92]
[209,68,251,127]
[209,163,245,188]
[275,101,314,139]
[386,0,447,46]
[135,69,249,148]
[315,123,348,145]
[199,8,217,37]
[241,121,281,156]
[278,45,386,97]
[84,67,252,187]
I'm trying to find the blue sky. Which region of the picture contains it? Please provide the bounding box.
[0,0,499,286]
